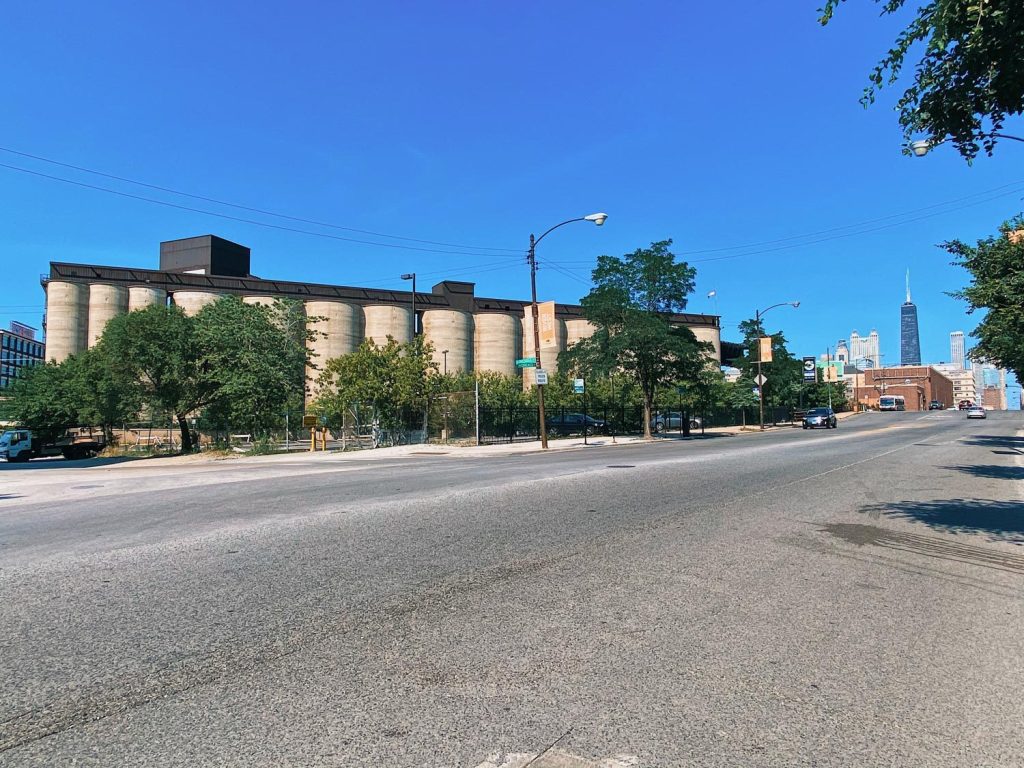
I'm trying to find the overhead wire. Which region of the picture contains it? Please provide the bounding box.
[0,146,522,254]
[541,182,1024,267]
[0,162,525,259]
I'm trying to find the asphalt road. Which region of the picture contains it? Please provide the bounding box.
[1,411,1022,766]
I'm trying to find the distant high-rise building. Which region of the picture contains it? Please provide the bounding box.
[866,330,880,367]
[950,330,965,368]
[900,270,921,366]
[847,329,880,368]
[836,339,849,362]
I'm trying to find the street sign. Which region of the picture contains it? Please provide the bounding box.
[515,357,537,368]
[302,415,318,428]
[802,356,817,382]
[534,368,548,385]
[759,336,773,363]
[754,373,767,386]
[573,378,585,394]
[676,385,686,394]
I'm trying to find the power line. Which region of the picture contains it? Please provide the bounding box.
[542,182,1024,266]
[674,180,1024,256]
[0,162,525,259]
[0,146,522,254]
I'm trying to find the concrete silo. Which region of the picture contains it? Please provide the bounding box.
[171,291,221,317]
[690,324,722,363]
[565,318,596,349]
[363,304,412,346]
[304,301,363,397]
[87,284,128,347]
[473,312,521,376]
[44,281,88,362]
[422,309,473,373]
[128,286,167,312]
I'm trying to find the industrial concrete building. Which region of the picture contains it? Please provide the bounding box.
[41,236,722,400]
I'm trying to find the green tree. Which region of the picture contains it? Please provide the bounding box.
[5,360,81,442]
[820,0,1024,160]
[946,217,1024,379]
[70,342,142,441]
[736,317,803,416]
[101,303,212,453]
[195,297,310,434]
[313,336,436,441]
[562,240,710,438]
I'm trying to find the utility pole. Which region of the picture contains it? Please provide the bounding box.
[528,233,548,449]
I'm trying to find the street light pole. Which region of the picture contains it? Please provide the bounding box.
[400,273,416,340]
[527,212,608,450]
[754,301,800,431]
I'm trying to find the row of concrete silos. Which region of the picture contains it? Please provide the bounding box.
[44,282,170,363]
[45,283,721,385]
[44,284,592,383]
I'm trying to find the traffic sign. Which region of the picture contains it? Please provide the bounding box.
[534,368,548,385]
[573,378,585,394]
[515,357,537,368]
[754,373,767,386]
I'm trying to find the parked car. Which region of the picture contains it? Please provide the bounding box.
[802,407,837,429]
[545,413,608,436]
[651,411,702,433]
[928,400,944,410]
[966,405,987,419]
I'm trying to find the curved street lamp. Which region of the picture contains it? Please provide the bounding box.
[754,301,800,431]
[910,133,1024,157]
[529,213,608,449]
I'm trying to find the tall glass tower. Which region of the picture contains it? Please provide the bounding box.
[900,270,921,365]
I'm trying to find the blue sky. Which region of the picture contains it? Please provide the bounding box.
[1,1,1020,405]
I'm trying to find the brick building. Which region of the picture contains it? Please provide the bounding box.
[854,366,954,411]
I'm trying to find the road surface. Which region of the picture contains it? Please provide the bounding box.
[1,411,1021,766]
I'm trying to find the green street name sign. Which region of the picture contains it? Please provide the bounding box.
[515,357,537,368]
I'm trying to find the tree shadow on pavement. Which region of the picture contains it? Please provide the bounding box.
[940,464,1024,481]
[959,435,1024,454]
[859,498,1024,545]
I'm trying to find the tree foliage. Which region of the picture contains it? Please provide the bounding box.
[561,240,709,437]
[101,297,310,452]
[735,317,803,410]
[6,343,141,442]
[313,336,436,435]
[820,0,1024,160]
[946,216,1024,380]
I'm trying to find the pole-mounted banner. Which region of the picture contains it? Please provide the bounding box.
[802,356,817,382]
[759,336,773,363]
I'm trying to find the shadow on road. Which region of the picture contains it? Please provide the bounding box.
[0,456,140,471]
[959,435,1024,454]
[858,498,1024,545]
[940,464,1024,481]
[0,494,24,500]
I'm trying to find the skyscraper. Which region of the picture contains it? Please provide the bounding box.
[950,330,965,368]
[900,270,921,365]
